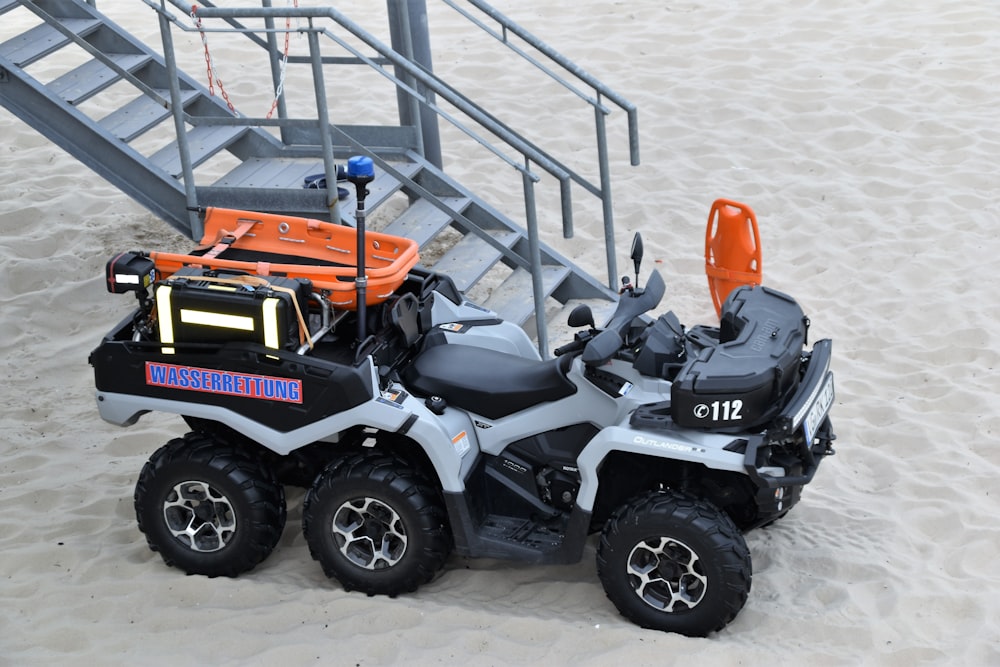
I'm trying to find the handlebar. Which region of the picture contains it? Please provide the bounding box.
[552,332,593,357]
[553,337,587,357]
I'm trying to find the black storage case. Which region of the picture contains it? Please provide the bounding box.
[671,285,808,432]
[155,267,311,351]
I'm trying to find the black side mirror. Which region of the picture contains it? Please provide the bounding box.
[567,304,595,329]
[630,233,644,288]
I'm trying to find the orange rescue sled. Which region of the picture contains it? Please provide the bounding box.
[150,207,420,310]
[705,199,763,318]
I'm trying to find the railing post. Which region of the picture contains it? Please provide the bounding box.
[387,0,442,168]
[386,0,424,161]
[560,176,573,239]
[595,101,617,289]
[157,0,202,239]
[523,162,549,357]
[627,107,641,166]
[306,24,341,221]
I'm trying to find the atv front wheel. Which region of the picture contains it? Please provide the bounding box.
[134,432,286,577]
[596,490,751,636]
[302,451,451,596]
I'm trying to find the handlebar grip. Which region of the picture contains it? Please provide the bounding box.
[553,340,583,356]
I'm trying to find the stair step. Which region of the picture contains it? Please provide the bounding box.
[0,19,101,67]
[353,161,422,206]
[150,124,250,177]
[197,158,427,222]
[99,88,199,142]
[430,228,520,292]
[484,265,571,325]
[337,161,422,225]
[382,196,470,247]
[215,157,325,190]
[194,185,328,218]
[48,52,152,105]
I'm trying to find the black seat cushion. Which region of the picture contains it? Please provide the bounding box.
[401,344,576,419]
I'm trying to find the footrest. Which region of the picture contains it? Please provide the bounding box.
[479,515,563,550]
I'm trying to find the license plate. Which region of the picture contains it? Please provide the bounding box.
[803,373,834,443]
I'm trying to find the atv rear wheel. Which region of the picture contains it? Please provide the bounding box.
[596,490,751,636]
[134,432,286,577]
[302,451,451,596]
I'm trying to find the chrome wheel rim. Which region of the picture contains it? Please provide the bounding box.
[332,497,408,570]
[626,537,707,612]
[163,480,237,552]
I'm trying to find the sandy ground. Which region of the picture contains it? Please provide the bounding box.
[2,1,999,665]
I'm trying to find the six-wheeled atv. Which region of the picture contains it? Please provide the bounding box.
[91,212,835,637]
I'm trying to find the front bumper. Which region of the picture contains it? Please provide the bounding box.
[744,339,837,491]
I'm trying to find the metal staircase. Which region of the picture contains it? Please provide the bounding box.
[0,0,639,354]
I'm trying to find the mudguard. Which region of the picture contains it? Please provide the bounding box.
[574,425,746,512]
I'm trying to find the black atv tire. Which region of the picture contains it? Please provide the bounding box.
[134,432,287,577]
[596,490,751,636]
[302,450,451,596]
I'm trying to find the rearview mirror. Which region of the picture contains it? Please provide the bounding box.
[630,233,644,272]
[630,233,644,288]
[567,304,595,329]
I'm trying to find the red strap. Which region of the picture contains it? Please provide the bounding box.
[705,264,760,283]
[201,219,257,260]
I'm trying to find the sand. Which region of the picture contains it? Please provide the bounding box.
[2,0,999,664]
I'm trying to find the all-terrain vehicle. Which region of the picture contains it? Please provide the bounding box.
[90,181,835,636]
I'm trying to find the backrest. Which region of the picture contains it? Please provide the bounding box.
[391,293,421,347]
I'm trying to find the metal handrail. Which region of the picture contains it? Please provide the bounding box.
[451,0,640,166]
[159,2,568,179]
[156,1,636,281]
[149,0,636,352]
[449,0,642,288]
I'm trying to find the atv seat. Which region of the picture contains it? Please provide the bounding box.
[401,344,576,419]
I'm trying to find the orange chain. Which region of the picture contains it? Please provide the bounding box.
[189,2,299,118]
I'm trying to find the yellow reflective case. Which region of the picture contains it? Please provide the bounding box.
[156,268,311,352]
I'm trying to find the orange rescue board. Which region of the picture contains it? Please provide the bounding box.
[705,199,763,318]
[150,207,420,310]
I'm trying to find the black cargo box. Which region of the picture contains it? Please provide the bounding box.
[155,268,312,351]
[671,285,808,432]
